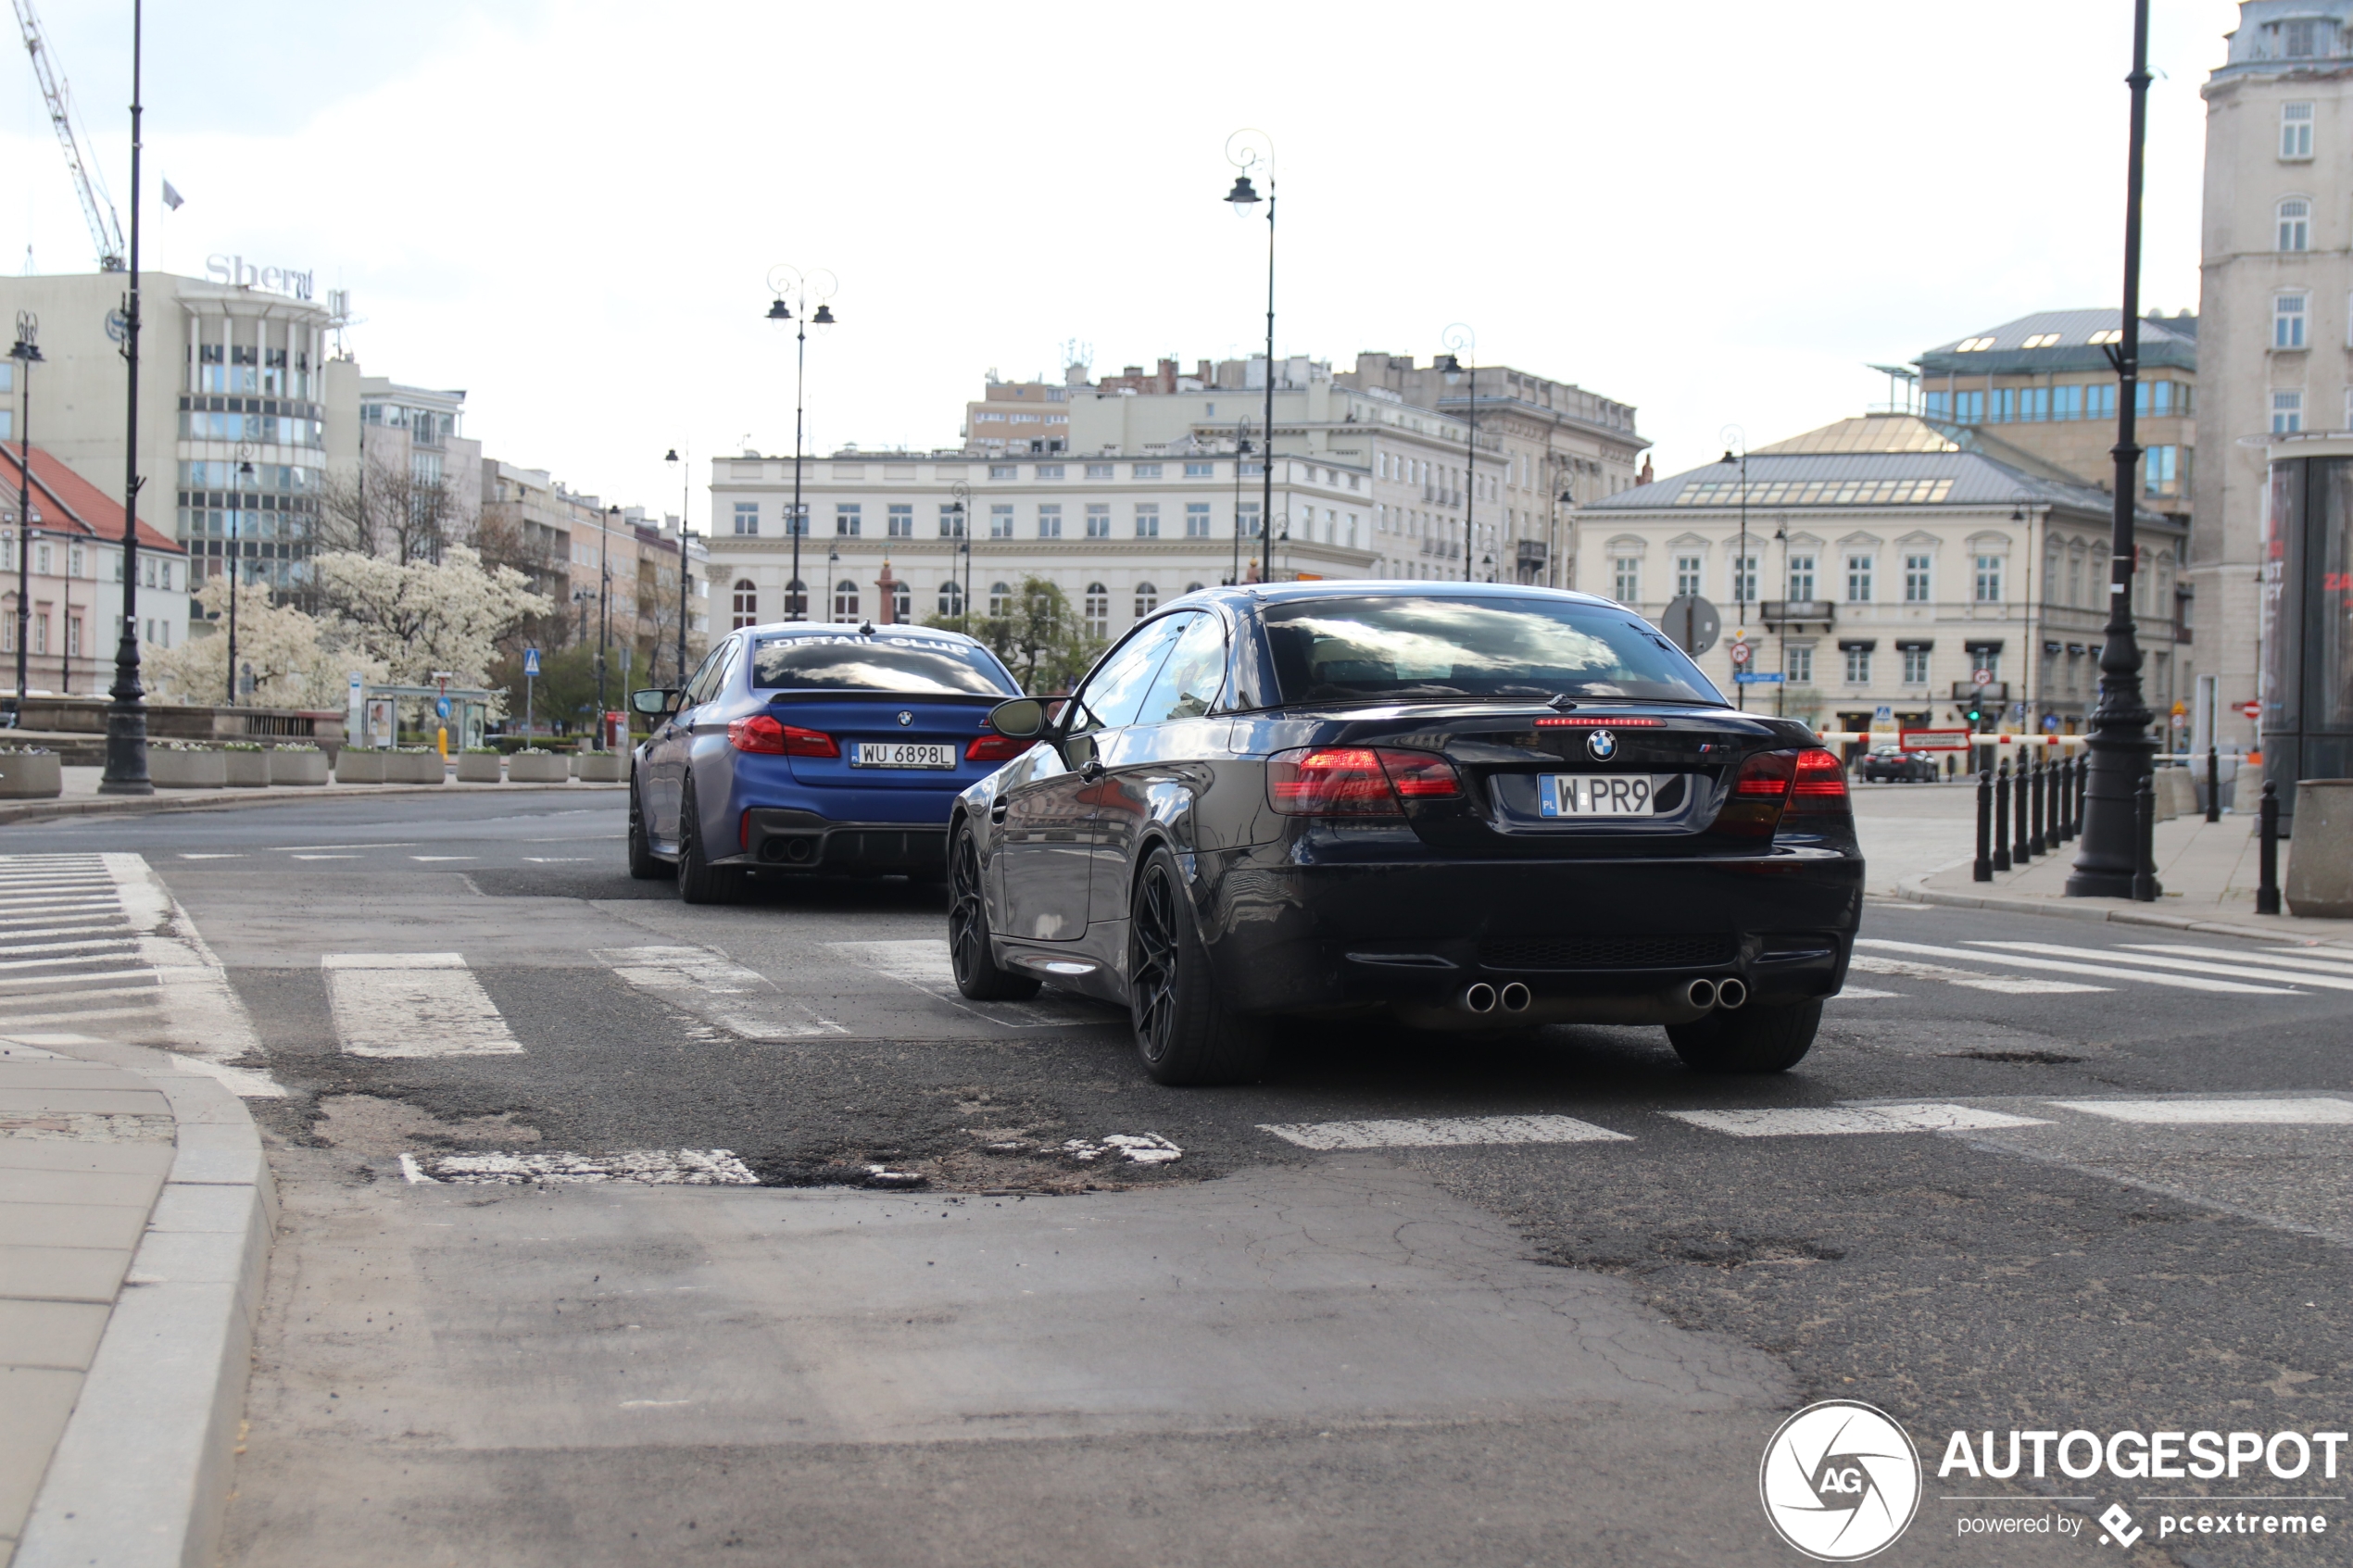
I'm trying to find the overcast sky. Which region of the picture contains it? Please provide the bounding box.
[4,0,2242,524]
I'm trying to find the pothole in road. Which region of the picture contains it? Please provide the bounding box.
[312,1093,544,1156]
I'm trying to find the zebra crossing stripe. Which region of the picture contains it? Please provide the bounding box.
[321,953,523,1058]
[595,946,842,1039]
[2045,1098,2353,1125]
[1666,1104,2051,1137]
[399,1148,757,1185]
[1259,1114,1631,1149]
[1971,940,2353,993]
[2121,944,2353,981]
[1856,938,2299,995]
[1848,953,2108,995]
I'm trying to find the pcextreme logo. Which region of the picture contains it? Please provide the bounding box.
[1761,1400,1924,1562]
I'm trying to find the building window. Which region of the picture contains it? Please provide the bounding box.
[988,464,1017,480]
[733,501,760,536]
[1902,647,1931,684]
[2273,390,2304,433]
[938,581,964,619]
[1786,555,1815,600]
[786,504,808,536]
[887,504,913,539]
[1238,503,1261,538]
[990,504,1014,539]
[1844,554,1873,602]
[1036,504,1062,539]
[1674,556,1701,596]
[2052,385,2083,420]
[1035,465,1063,480]
[1785,645,1813,684]
[939,504,963,538]
[1086,504,1111,539]
[1904,553,1931,603]
[731,579,758,629]
[1083,583,1109,637]
[2275,293,2308,348]
[834,583,859,620]
[988,581,1013,617]
[1085,463,1114,480]
[1185,502,1212,537]
[1183,461,1214,478]
[1973,556,2003,602]
[2283,101,2315,158]
[1969,649,2002,683]
[2279,197,2310,252]
[892,582,912,623]
[785,579,807,618]
[2145,445,2184,497]
[1131,463,1163,480]
[1134,582,1158,619]
[1843,646,1871,684]
[835,504,862,537]
[1730,554,1756,604]
[1134,504,1160,539]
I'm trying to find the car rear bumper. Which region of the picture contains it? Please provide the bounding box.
[731,806,950,873]
[1196,846,1862,1024]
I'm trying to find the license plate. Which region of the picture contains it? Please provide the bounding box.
[1539,774,1656,817]
[849,742,957,769]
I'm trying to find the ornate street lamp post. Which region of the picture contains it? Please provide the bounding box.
[226,444,254,705]
[99,0,151,792]
[1719,430,1750,711]
[764,266,837,622]
[664,445,692,684]
[950,479,972,633]
[1225,132,1276,585]
[8,313,41,725]
[1437,324,1478,582]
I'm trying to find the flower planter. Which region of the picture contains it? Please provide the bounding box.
[389,752,445,784]
[222,751,271,788]
[151,748,227,788]
[574,752,627,784]
[334,750,385,784]
[506,753,569,784]
[270,750,329,786]
[0,752,62,798]
[456,753,502,783]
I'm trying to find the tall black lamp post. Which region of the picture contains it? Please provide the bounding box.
[2069,0,2159,899]
[950,479,972,632]
[8,312,41,726]
[98,0,151,791]
[664,445,691,684]
[765,266,837,621]
[1718,432,1750,710]
[1437,324,1478,581]
[1225,132,1277,585]
[597,504,617,747]
[226,445,254,705]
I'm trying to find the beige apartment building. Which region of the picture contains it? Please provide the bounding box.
[2196,0,2353,747]
[963,372,1075,455]
[358,379,481,555]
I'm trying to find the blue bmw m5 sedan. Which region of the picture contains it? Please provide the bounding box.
[627,621,1025,903]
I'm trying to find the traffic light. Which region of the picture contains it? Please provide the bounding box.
[1966,704,1982,724]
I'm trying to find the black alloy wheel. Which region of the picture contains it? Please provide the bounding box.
[948,824,1038,1001]
[1665,997,1823,1073]
[1126,845,1268,1086]
[674,783,745,906]
[626,777,665,880]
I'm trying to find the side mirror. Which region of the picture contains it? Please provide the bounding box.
[988,696,1047,738]
[630,688,677,717]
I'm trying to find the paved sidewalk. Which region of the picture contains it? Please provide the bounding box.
[0,1040,276,1568]
[1904,809,2353,947]
[1,763,623,826]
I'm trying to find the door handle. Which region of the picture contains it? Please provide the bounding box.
[1079,759,1106,783]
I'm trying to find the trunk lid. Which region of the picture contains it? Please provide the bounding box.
[764,691,1013,790]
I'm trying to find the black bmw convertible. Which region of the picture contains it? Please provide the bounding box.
[948,583,1862,1085]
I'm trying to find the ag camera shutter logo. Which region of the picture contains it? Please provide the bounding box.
[1760,1400,1921,1561]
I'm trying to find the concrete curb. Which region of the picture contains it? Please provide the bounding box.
[1894,872,2353,950]
[13,1047,278,1568]
[0,778,624,827]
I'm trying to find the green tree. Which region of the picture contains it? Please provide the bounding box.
[926,575,1103,693]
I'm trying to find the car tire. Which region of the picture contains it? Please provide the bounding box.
[626,777,665,880]
[948,822,1039,1001]
[1665,998,1822,1073]
[675,784,745,906]
[1126,845,1269,1086]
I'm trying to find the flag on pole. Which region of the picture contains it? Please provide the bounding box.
[161,180,184,210]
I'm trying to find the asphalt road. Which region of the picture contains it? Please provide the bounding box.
[10,789,2349,1567]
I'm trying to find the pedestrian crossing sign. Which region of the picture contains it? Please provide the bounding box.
[524,648,541,677]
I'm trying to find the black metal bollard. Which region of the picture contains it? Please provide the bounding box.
[2013,751,2032,865]
[2030,750,2046,857]
[2074,754,2090,840]
[2056,754,2074,845]
[2207,745,2221,824]
[1994,759,2012,873]
[2132,772,2161,902]
[2257,780,2282,916]
[1974,769,1994,883]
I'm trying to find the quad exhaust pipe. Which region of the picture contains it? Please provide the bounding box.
[1499,982,1531,1013]
[1460,982,1498,1014]
[1683,977,1748,1010]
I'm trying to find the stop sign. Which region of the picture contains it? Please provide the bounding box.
[2240,700,2262,720]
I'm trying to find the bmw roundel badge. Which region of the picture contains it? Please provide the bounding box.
[897,710,914,727]
[1586,728,1617,761]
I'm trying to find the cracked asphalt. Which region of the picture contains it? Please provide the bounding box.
[22,792,2353,1567]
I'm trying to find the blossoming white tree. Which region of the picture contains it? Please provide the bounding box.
[147,581,386,709]
[314,544,549,701]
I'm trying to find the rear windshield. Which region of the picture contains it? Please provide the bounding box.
[750,633,1016,696]
[1263,596,1722,705]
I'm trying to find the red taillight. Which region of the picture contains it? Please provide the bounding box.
[728,715,837,757]
[1792,748,1848,799]
[966,734,1030,763]
[1268,746,1462,815]
[1533,715,1666,728]
[1733,751,1795,798]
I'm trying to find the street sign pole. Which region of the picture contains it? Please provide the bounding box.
[523,647,540,739]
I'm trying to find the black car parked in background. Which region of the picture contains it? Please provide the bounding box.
[949,584,1863,1085]
[1856,745,1940,784]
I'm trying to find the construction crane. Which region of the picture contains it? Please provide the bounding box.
[10,0,127,271]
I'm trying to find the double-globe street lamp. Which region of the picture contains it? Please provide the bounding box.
[1435,324,1478,582]
[99,0,151,791]
[1718,428,1750,711]
[765,266,837,622]
[949,479,973,632]
[664,445,693,684]
[1224,132,1276,585]
[225,443,256,705]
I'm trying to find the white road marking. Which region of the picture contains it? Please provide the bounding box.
[0,969,157,990]
[2120,943,2353,981]
[1829,986,1906,999]
[827,938,1105,1028]
[1667,1103,2051,1137]
[1972,940,2353,994]
[274,843,419,852]
[0,896,117,910]
[0,936,140,959]
[4,1004,166,1029]
[1260,1114,1633,1150]
[291,854,359,860]
[2046,1098,2353,1126]
[1061,1134,1182,1164]
[595,945,842,1039]
[1847,953,2109,995]
[410,856,476,862]
[0,914,125,931]
[399,1148,758,1185]
[523,857,590,863]
[1856,938,2299,996]
[178,854,244,860]
[321,953,523,1058]
[0,984,159,1006]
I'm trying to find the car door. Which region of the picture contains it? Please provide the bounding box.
[1085,610,1225,933]
[651,637,734,841]
[995,617,1187,944]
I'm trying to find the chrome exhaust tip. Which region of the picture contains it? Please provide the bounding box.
[1716,977,1749,1010]
[1499,982,1532,1013]
[1461,983,1498,1014]
[1685,978,1718,1010]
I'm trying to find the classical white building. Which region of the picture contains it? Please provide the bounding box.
[1579,414,2186,736]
